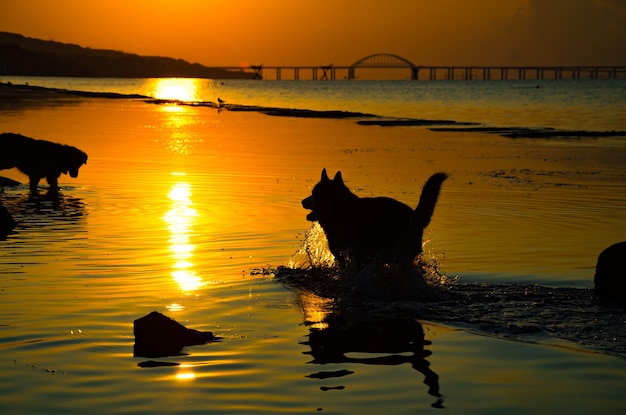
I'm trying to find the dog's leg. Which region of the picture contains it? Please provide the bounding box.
[46,175,59,193]
[28,176,41,193]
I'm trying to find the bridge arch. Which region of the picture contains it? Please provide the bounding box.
[349,53,420,80]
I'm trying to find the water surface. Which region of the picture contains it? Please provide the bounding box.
[1,79,625,414]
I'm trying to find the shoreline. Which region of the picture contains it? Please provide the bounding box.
[3,81,626,138]
[0,80,150,100]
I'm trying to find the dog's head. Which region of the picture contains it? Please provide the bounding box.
[302,168,352,222]
[62,147,88,178]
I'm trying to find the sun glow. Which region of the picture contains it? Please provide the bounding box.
[164,179,204,292]
[150,78,202,102]
[153,87,204,156]
[175,366,197,381]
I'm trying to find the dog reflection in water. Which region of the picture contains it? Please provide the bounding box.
[303,314,443,407]
[302,169,447,270]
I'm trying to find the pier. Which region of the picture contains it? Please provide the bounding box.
[219,53,626,81]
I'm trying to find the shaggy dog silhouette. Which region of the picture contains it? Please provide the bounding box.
[0,132,87,193]
[302,169,447,269]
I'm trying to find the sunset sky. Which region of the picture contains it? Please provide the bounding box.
[1,0,625,67]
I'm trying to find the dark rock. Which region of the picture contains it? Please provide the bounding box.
[0,204,16,238]
[594,242,626,299]
[358,118,478,127]
[262,108,375,119]
[137,360,180,368]
[0,176,21,187]
[133,311,220,358]
[429,125,626,139]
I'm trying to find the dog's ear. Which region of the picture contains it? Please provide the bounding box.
[333,171,343,183]
[321,168,329,181]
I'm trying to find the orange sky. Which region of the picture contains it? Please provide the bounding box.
[1,0,625,67]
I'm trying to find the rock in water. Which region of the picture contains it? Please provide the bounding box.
[594,242,626,300]
[0,204,16,238]
[0,176,21,187]
[133,311,219,358]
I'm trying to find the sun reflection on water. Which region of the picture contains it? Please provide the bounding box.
[160,105,201,156]
[147,79,208,156]
[164,176,204,293]
[150,78,201,102]
[298,291,333,330]
[175,368,197,381]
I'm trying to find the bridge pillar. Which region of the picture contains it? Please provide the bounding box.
[411,67,419,80]
[464,67,472,80]
[320,65,332,80]
[251,66,263,80]
[348,67,355,80]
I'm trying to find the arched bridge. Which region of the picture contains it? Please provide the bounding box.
[218,54,626,80]
[348,53,419,79]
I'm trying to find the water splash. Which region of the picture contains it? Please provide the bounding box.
[274,225,626,359]
[279,224,455,304]
[287,222,336,269]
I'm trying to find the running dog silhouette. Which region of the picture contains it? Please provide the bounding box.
[0,133,87,193]
[302,169,447,269]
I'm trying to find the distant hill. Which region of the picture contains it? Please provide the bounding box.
[0,32,255,79]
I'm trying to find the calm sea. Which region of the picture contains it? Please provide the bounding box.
[5,76,626,131]
[1,76,625,414]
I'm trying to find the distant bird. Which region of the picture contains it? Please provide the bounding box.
[217,97,225,106]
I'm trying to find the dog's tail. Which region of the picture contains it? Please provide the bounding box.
[414,172,447,228]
